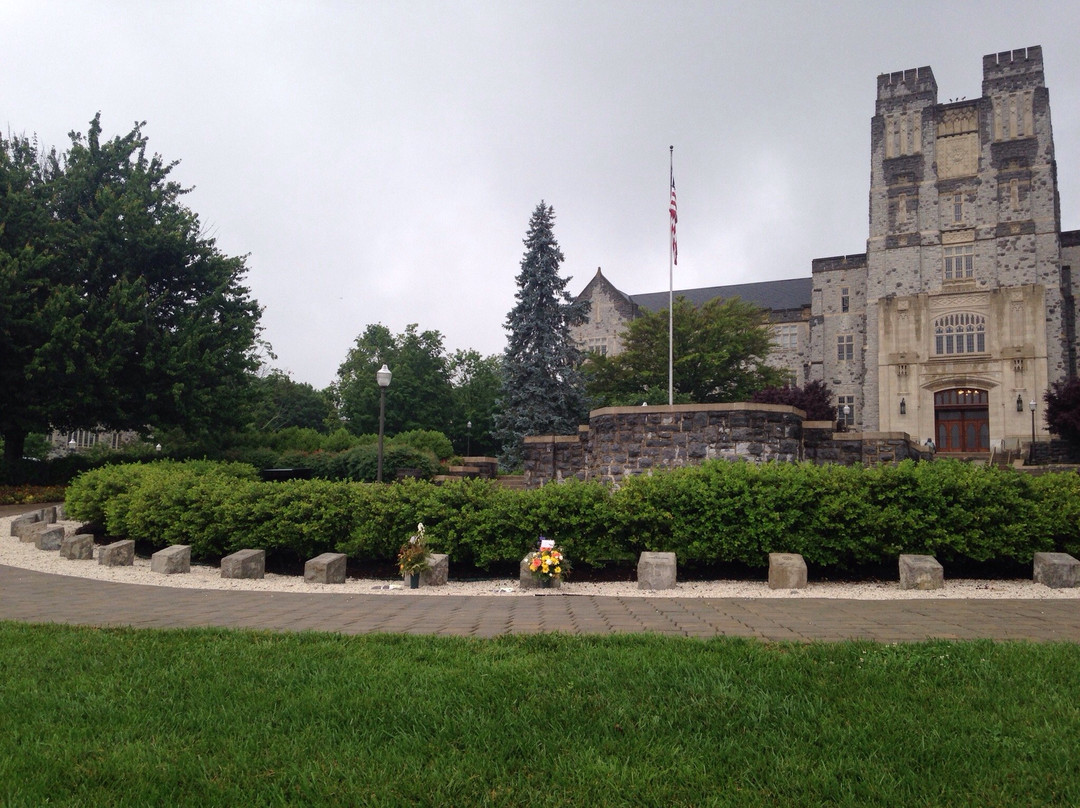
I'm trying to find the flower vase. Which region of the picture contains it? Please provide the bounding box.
[540,578,552,589]
[408,573,420,589]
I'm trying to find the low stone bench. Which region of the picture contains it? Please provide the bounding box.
[519,556,562,589]
[420,553,449,587]
[304,552,347,584]
[33,524,65,551]
[60,534,95,560]
[99,539,135,567]
[221,549,265,579]
[768,553,807,590]
[638,551,677,590]
[899,554,944,590]
[152,545,191,575]
[1033,552,1080,589]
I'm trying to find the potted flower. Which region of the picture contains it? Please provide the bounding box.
[397,523,430,589]
[525,537,569,588]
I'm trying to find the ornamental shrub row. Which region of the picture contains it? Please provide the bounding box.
[64,459,1080,570]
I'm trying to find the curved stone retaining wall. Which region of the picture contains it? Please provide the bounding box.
[522,404,929,488]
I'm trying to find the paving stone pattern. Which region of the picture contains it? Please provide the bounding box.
[2,565,1079,642]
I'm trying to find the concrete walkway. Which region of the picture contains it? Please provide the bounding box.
[2,564,1079,641]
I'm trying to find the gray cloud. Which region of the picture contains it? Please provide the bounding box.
[4,0,1078,387]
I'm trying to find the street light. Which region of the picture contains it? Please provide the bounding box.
[1029,398,1037,465]
[376,364,392,482]
[843,404,851,432]
[466,420,472,457]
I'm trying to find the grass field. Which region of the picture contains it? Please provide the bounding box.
[1,623,1078,806]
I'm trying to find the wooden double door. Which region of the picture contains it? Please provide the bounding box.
[934,388,990,453]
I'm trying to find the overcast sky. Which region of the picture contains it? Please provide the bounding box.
[4,1,1080,389]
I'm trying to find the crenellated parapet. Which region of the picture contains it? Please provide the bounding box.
[876,65,937,112]
[982,46,1045,95]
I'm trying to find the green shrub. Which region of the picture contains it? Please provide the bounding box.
[61,458,1080,571]
[390,430,454,462]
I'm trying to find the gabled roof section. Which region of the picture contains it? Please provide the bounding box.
[629,277,812,313]
[575,267,637,307]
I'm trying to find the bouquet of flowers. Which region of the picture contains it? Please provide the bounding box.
[526,537,569,582]
[397,523,431,576]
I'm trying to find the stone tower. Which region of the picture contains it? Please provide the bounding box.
[814,46,1076,452]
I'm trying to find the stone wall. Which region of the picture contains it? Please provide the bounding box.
[522,429,589,487]
[803,423,930,465]
[586,404,803,486]
[521,406,932,488]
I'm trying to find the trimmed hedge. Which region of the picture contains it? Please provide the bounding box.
[64,459,1080,569]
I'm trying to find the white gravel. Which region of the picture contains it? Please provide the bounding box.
[3,515,1077,599]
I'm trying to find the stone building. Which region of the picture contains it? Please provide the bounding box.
[572,46,1080,454]
[572,267,812,383]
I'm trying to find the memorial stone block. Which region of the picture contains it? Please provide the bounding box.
[638,551,677,590]
[33,524,65,551]
[768,553,808,589]
[152,545,192,575]
[99,540,136,567]
[519,557,562,589]
[899,554,944,590]
[60,534,95,560]
[304,552,347,584]
[1033,552,1080,589]
[221,548,265,579]
[421,553,449,587]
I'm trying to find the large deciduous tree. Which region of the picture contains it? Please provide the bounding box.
[448,349,503,457]
[0,116,263,476]
[334,323,455,437]
[493,201,587,467]
[247,370,333,433]
[584,296,785,407]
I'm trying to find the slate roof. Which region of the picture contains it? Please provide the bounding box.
[629,277,813,313]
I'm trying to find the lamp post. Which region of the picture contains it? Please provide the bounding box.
[843,404,851,432]
[1029,398,1037,465]
[376,364,392,482]
[466,420,472,457]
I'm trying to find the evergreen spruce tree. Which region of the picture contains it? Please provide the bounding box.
[494,201,588,468]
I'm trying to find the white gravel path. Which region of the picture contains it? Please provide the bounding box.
[3,515,1077,599]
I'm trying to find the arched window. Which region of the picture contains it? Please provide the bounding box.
[934,312,986,356]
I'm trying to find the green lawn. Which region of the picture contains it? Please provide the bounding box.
[1,623,1077,806]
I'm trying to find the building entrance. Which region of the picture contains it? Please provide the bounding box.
[934,388,990,453]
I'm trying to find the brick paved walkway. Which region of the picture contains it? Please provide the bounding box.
[2,564,1078,641]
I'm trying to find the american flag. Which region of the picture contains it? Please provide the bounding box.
[669,169,678,265]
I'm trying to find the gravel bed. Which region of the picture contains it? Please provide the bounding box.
[3,515,1077,599]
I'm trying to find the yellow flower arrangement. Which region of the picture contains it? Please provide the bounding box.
[526,537,569,582]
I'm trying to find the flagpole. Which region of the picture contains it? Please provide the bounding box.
[668,146,675,406]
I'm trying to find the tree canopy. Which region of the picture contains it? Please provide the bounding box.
[493,202,587,467]
[447,349,503,457]
[752,380,836,421]
[0,115,262,476]
[1044,377,1080,449]
[246,370,333,433]
[334,323,455,438]
[584,296,786,407]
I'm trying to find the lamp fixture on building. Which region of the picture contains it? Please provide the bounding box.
[899,398,906,415]
[1017,394,1024,412]
[376,364,392,482]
